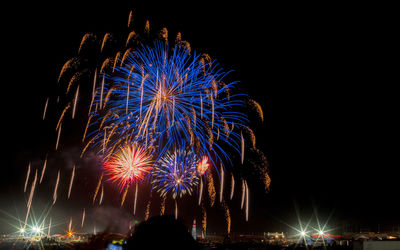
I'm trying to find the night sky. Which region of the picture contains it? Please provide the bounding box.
[1,3,398,234]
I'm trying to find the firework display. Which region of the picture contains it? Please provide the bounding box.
[18,9,268,236]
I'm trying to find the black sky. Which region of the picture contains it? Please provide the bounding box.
[1,3,398,234]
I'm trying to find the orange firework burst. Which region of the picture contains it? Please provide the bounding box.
[104,143,152,190]
[197,156,210,176]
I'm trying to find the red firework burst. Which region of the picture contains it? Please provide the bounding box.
[104,143,153,190]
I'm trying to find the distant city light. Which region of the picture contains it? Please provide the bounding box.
[32,226,41,233]
[19,228,25,233]
[300,231,306,236]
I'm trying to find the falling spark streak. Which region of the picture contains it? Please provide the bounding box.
[55,123,62,150]
[53,170,60,205]
[39,156,47,184]
[48,217,52,236]
[241,131,245,164]
[100,76,105,108]
[241,180,245,209]
[207,173,216,207]
[68,217,72,232]
[25,169,37,227]
[92,174,103,204]
[219,165,224,203]
[43,97,49,120]
[68,166,75,199]
[81,208,85,228]
[72,85,79,119]
[245,181,249,221]
[230,174,235,200]
[160,196,166,215]
[198,178,203,205]
[120,184,129,207]
[222,201,231,234]
[99,185,104,205]
[133,182,138,215]
[144,199,151,221]
[24,163,31,192]
[92,69,97,98]
[201,205,207,237]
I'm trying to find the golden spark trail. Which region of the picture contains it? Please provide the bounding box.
[249,99,264,122]
[24,163,31,192]
[81,208,85,228]
[53,170,60,205]
[160,196,166,215]
[99,185,104,205]
[82,116,92,142]
[219,164,224,203]
[92,174,103,204]
[58,58,76,82]
[92,68,97,98]
[55,123,62,150]
[68,166,75,199]
[121,48,131,66]
[201,204,207,238]
[101,33,111,52]
[68,217,72,232]
[39,156,47,184]
[112,52,121,72]
[72,85,79,119]
[127,10,133,28]
[245,181,249,221]
[241,179,245,209]
[222,200,231,234]
[241,131,245,164]
[198,177,203,205]
[120,184,129,207]
[246,127,256,148]
[43,97,49,120]
[99,76,105,108]
[56,104,70,131]
[78,33,93,54]
[66,72,81,94]
[24,169,37,227]
[144,20,150,34]
[80,138,94,158]
[126,31,137,47]
[144,199,151,221]
[230,174,235,200]
[207,173,216,207]
[133,182,138,215]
